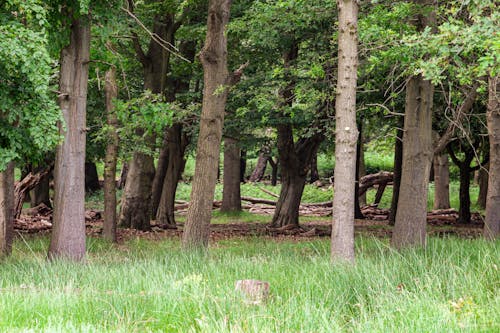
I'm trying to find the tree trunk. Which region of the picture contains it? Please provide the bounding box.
[433,153,450,209]
[484,75,499,240]
[391,75,434,249]
[221,137,242,212]
[477,162,488,209]
[354,124,364,218]
[103,67,119,242]
[309,154,319,183]
[157,125,188,227]
[388,123,403,225]
[458,163,472,224]
[119,152,155,230]
[0,162,14,257]
[240,149,247,182]
[358,133,366,206]
[48,17,90,261]
[182,0,233,250]
[151,130,170,219]
[249,151,268,182]
[331,0,359,263]
[85,162,100,193]
[117,162,128,189]
[30,169,51,208]
[269,157,279,186]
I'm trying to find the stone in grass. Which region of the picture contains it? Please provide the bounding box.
[234,279,270,305]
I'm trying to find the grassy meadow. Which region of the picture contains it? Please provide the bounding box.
[0,236,498,332]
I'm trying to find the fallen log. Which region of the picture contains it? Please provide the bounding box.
[358,171,393,196]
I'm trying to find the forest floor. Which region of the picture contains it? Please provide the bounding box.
[14,204,485,243]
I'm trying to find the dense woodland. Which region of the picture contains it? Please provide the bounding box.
[0,0,498,264]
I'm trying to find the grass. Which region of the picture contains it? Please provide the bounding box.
[0,236,498,332]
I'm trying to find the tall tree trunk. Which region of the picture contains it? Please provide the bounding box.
[0,162,14,257]
[354,122,364,218]
[388,123,403,225]
[182,0,233,250]
[331,0,359,263]
[85,162,100,193]
[157,124,188,227]
[484,75,499,240]
[151,130,170,219]
[477,162,488,209]
[391,75,433,249]
[48,17,90,261]
[433,153,450,209]
[358,133,366,206]
[221,137,242,212]
[103,67,119,242]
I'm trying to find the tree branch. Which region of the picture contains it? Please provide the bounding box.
[228,61,249,86]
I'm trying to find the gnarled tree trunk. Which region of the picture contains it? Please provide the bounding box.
[157,124,188,226]
[103,67,119,242]
[484,75,499,240]
[182,0,233,249]
[331,0,359,263]
[0,162,14,257]
[221,137,242,212]
[48,17,90,261]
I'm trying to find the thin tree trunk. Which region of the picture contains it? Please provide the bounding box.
[157,125,187,227]
[0,162,14,257]
[358,132,366,206]
[331,0,359,263]
[433,153,450,209]
[354,123,364,218]
[48,16,90,261]
[309,154,319,183]
[240,150,247,182]
[484,75,499,240]
[458,164,472,224]
[269,158,279,186]
[182,0,233,250]
[388,123,403,225]
[477,162,488,209]
[151,130,170,219]
[391,75,434,249]
[103,67,119,242]
[221,137,242,212]
[117,162,128,189]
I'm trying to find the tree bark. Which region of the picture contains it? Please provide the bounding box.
[182,0,233,250]
[433,153,450,209]
[309,154,319,183]
[388,123,403,225]
[358,132,366,206]
[85,162,100,193]
[331,0,359,263]
[119,152,155,230]
[157,124,188,226]
[103,67,119,242]
[0,162,14,257]
[221,137,242,212]
[268,157,279,186]
[391,75,434,249]
[30,167,51,208]
[48,17,90,261]
[151,129,170,219]
[477,162,488,209]
[354,122,364,218]
[249,150,268,182]
[484,75,499,240]
[240,150,247,182]
[117,162,128,189]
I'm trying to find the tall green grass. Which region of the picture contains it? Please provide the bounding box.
[0,236,498,332]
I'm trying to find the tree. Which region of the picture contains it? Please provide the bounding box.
[182,0,235,249]
[331,0,359,263]
[0,163,14,257]
[391,0,435,249]
[221,137,242,212]
[103,67,119,242]
[48,13,91,261]
[484,75,499,240]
